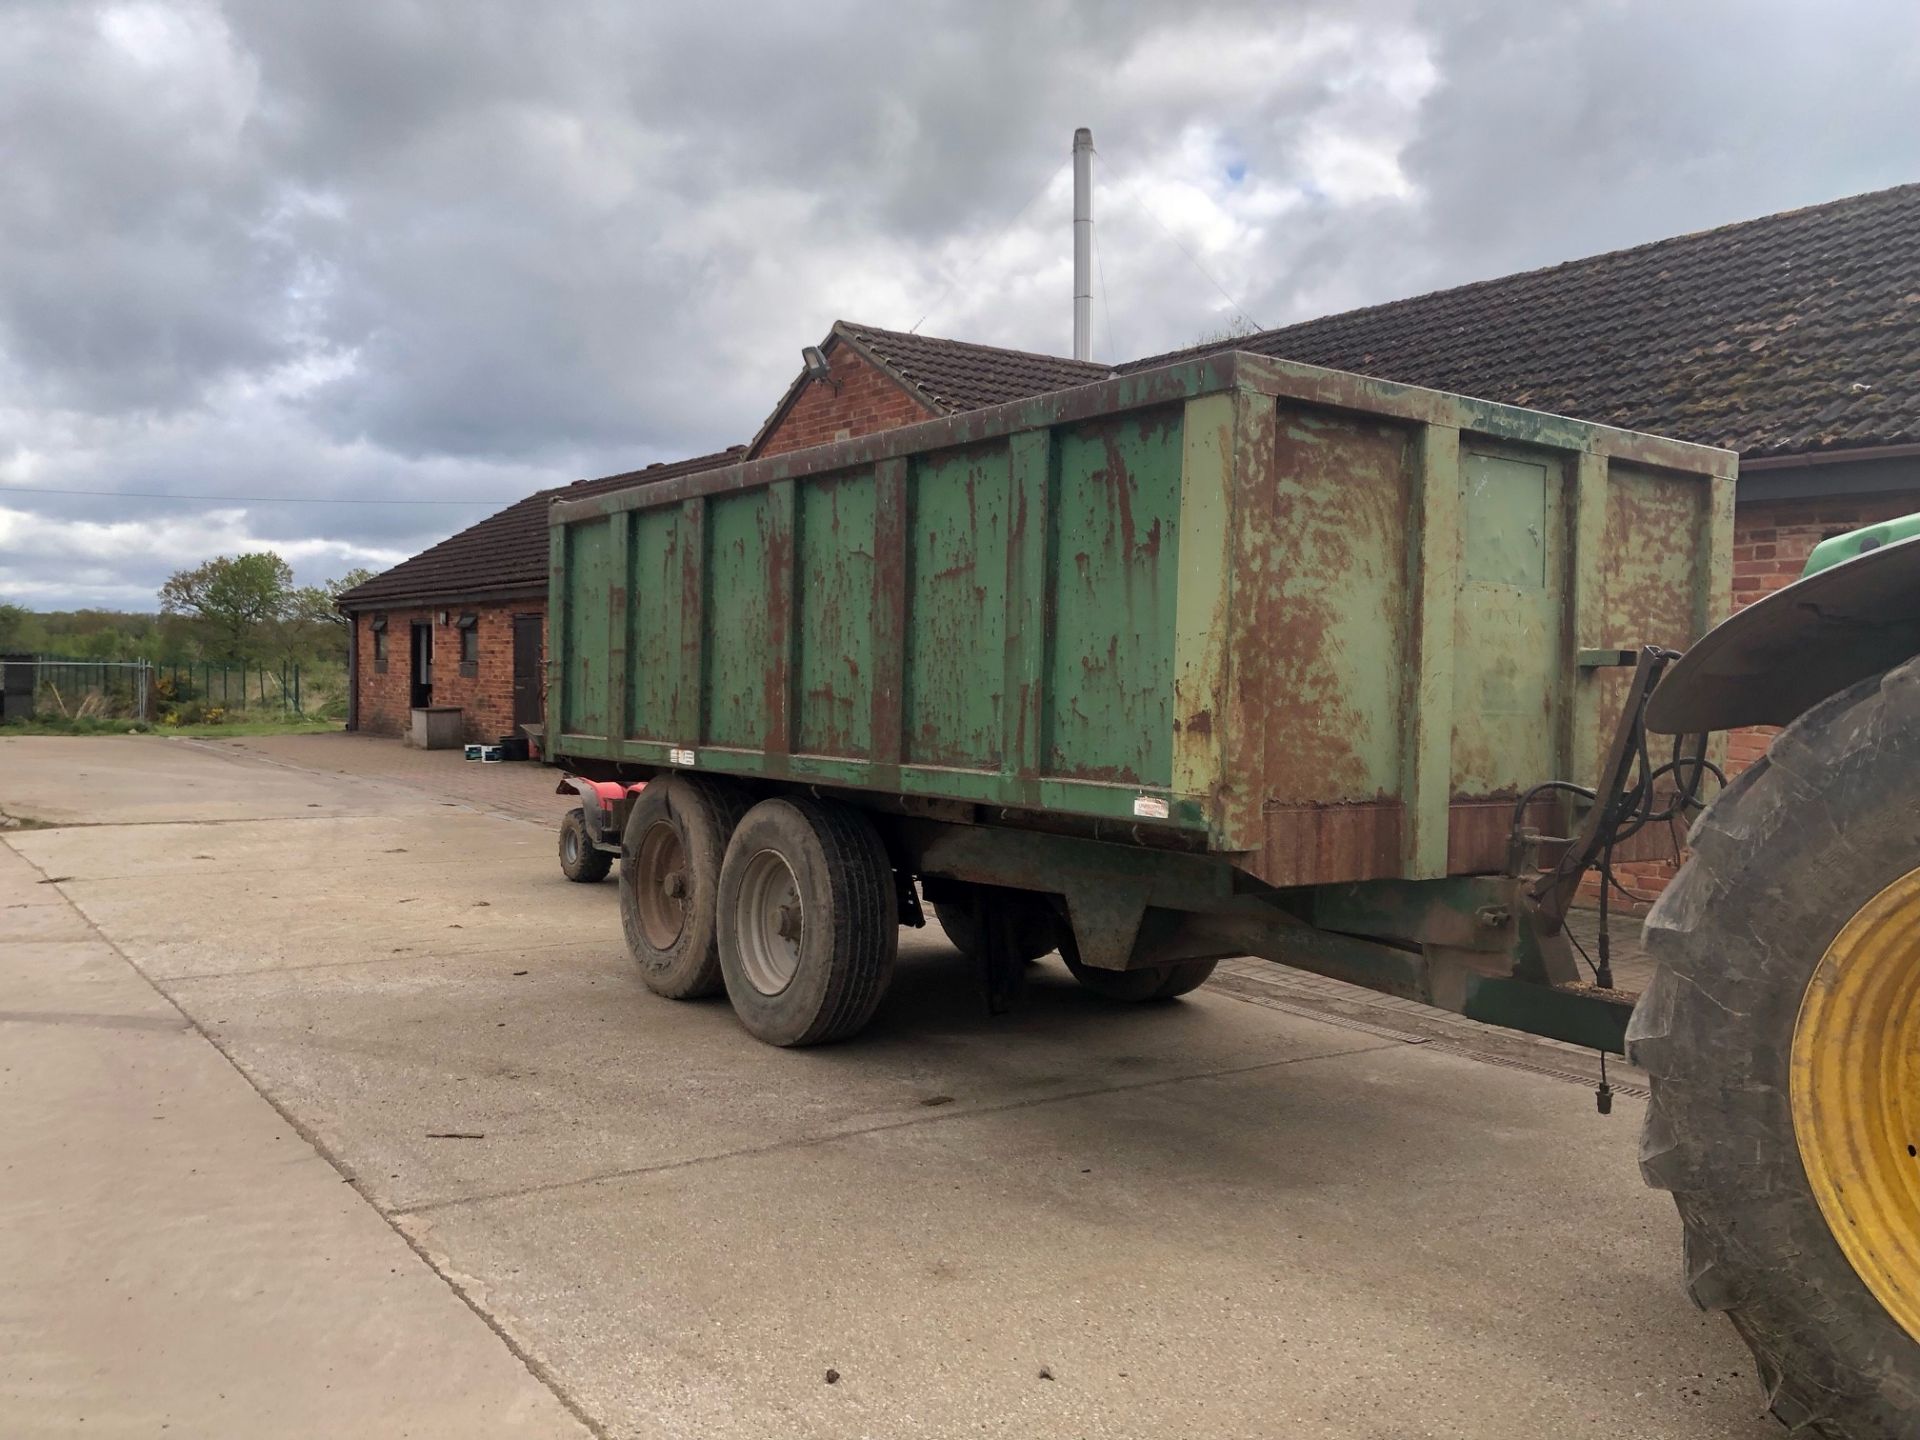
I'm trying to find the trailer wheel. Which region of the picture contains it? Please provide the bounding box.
[558,809,612,883]
[1628,656,1920,1437]
[619,775,749,1000]
[1063,953,1218,1002]
[931,894,1058,964]
[716,797,897,1047]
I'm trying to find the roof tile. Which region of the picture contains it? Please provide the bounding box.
[1122,183,1920,457]
[837,321,1109,414]
[337,448,743,610]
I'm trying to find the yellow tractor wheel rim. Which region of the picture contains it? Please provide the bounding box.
[1792,865,1920,1344]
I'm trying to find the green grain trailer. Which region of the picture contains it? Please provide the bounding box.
[548,350,1920,1437]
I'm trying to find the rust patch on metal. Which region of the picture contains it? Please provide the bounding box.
[1057,761,1145,785]
[1255,799,1406,888]
[1100,429,1138,562]
[868,460,907,776]
[761,489,794,756]
[1250,409,1412,805]
[675,498,706,742]
[1445,796,1551,875]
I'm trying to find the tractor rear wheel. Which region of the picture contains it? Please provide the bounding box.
[1628,656,1920,1436]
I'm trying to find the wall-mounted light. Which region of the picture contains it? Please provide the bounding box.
[801,345,839,394]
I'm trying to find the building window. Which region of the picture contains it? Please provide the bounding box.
[371,615,389,673]
[457,614,479,676]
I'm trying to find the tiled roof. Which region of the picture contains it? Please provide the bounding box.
[1121,182,1920,459]
[337,448,742,610]
[836,321,1111,414]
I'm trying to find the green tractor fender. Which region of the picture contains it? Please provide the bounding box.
[1646,517,1920,735]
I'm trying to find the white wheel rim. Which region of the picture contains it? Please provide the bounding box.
[563,828,579,864]
[735,848,803,995]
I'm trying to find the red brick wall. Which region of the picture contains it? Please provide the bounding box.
[1601,490,1916,904]
[352,601,543,745]
[754,341,934,458]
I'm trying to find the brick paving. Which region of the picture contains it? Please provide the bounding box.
[1565,904,1656,994]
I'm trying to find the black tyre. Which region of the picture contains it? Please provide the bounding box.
[715,797,897,1047]
[1063,953,1217,1002]
[558,808,613,883]
[931,892,1058,964]
[619,775,750,1000]
[1628,656,1920,1437]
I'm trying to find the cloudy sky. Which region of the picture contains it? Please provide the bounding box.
[3,0,1916,609]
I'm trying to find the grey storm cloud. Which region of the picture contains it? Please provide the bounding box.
[1,0,1915,607]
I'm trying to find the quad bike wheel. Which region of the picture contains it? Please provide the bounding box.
[557,808,613,883]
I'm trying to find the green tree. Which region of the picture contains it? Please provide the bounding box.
[285,567,376,663]
[1192,314,1260,348]
[158,552,295,661]
[72,628,126,659]
[0,601,43,653]
[289,567,375,631]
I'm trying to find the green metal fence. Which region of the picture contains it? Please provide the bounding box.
[0,655,314,725]
[4,656,153,722]
[159,660,303,712]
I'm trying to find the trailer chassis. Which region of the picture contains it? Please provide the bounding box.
[557,646,1694,1057]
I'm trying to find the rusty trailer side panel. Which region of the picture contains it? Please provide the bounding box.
[549,351,1734,890]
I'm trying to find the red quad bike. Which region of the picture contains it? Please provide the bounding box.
[552,775,645,884]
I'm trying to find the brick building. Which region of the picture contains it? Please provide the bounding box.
[342,184,1920,788]
[338,449,740,744]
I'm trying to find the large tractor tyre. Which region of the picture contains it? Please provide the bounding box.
[715,797,898,1047]
[931,893,1059,965]
[1063,953,1218,1003]
[557,808,613,884]
[619,774,751,1001]
[1628,655,1920,1437]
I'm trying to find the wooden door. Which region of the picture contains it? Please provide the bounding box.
[512,613,543,732]
[410,622,433,709]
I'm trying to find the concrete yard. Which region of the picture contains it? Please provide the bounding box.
[2,734,1771,1439]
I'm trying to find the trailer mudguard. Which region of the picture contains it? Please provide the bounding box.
[1647,534,1920,735]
